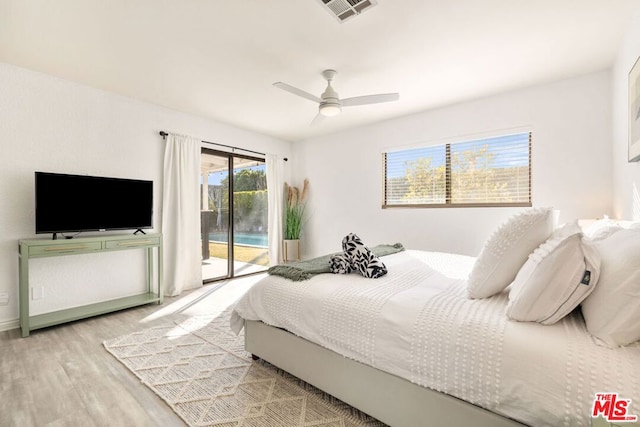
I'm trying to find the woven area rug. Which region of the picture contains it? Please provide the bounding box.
[104,309,386,427]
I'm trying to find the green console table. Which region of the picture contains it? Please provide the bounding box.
[19,233,163,337]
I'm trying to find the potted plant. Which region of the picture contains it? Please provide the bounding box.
[283,179,309,262]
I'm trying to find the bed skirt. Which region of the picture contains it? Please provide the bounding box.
[244,320,526,427]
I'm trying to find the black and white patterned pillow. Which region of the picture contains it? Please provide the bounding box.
[342,233,388,279]
[329,253,353,274]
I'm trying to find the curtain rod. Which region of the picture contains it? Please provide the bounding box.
[159,131,287,161]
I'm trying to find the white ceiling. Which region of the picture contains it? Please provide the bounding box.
[1,0,638,142]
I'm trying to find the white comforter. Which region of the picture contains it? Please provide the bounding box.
[231,250,640,427]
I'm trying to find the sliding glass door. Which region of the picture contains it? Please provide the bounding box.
[231,156,269,276]
[200,149,268,282]
[200,151,230,281]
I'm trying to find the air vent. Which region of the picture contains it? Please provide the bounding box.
[317,0,377,23]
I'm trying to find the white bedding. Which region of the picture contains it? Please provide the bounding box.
[231,250,640,427]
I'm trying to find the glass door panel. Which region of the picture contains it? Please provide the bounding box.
[200,152,230,281]
[232,156,269,276]
[201,149,269,282]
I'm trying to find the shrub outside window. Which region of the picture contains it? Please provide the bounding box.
[383,132,532,208]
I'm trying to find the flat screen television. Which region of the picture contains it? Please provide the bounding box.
[35,172,153,238]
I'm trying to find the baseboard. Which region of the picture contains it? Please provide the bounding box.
[0,318,19,332]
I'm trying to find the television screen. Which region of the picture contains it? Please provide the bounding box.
[35,172,153,236]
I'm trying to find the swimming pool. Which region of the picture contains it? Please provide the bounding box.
[208,232,268,247]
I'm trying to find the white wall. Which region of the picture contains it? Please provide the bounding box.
[293,71,612,258]
[612,10,640,219]
[0,62,291,329]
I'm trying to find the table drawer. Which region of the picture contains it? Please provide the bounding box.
[104,236,161,250]
[28,241,103,257]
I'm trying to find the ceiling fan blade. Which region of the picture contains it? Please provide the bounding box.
[310,112,325,126]
[273,82,321,103]
[341,93,399,107]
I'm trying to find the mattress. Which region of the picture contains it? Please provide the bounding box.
[231,250,640,427]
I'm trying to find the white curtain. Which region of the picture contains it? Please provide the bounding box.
[162,133,202,296]
[266,154,284,265]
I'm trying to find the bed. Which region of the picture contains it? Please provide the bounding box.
[231,249,640,427]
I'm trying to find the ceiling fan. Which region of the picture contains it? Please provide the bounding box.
[273,69,399,124]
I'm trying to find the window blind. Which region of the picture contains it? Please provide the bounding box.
[383,132,531,208]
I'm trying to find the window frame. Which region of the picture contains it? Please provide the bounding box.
[382,132,532,209]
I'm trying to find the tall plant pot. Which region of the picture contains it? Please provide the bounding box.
[283,239,301,262]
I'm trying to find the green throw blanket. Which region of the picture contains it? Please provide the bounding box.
[268,243,405,281]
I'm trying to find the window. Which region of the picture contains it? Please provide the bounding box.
[383,132,531,208]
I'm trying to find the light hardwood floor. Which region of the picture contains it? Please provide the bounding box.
[0,275,263,427]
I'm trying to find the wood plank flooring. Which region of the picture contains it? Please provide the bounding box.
[0,276,261,427]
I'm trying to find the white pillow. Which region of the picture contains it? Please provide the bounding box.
[583,217,622,241]
[581,229,640,346]
[583,216,640,240]
[467,207,556,299]
[506,224,600,325]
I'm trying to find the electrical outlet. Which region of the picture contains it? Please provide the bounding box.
[0,292,8,305]
[31,287,44,300]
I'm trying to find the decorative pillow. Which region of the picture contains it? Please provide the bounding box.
[583,216,622,241]
[581,229,640,347]
[329,253,353,274]
[342,233,387,279]
[506,224,600,324]
[467,207,556,299]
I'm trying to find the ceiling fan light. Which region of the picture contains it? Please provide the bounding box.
[320,104,341,117]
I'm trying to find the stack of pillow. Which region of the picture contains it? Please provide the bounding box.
[467,207,640,348]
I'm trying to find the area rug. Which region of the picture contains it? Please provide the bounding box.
[103,309,386,427]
